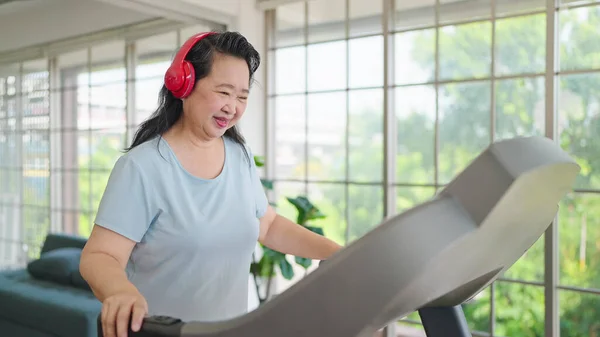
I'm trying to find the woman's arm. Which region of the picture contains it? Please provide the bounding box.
[80,225,139,300]
[80,225,148,337]
[258,206,342,260]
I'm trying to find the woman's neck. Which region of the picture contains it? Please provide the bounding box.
[164,119,220,151]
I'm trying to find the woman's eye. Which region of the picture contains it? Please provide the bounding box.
[219,91,230,96]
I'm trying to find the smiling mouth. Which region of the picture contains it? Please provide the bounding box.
[214,117,229,128]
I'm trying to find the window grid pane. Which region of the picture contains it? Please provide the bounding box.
[268,0,600,335]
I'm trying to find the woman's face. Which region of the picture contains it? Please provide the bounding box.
[182,53,250,141]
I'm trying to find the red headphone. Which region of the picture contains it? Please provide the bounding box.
[164,32,217,99]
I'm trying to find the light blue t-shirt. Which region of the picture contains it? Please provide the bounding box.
[94,135,268,322]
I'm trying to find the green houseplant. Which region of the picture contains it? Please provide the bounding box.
[250,155,326,304]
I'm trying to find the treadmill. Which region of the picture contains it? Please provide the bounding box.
[98,136,580,337]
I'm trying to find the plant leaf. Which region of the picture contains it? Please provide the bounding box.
[287,196,326,224]
[295,256,312,269]
[261,178,273,190]
[278,258,294,280]
[305,225,324,236]
[254,155,265,167]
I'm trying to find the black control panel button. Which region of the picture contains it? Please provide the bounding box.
[145,315,182,325]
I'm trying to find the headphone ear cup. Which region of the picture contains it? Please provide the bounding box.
[164,63,184,95]
[177,60,196,99]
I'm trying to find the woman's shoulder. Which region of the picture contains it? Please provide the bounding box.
[114,137,168,172]
[224,136,255,166]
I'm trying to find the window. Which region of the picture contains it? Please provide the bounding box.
[267,0,600,335]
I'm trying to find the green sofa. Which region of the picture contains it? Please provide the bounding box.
[0,233,102,337]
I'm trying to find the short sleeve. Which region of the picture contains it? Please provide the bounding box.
[94,155,154,242]
[246,146,269,219]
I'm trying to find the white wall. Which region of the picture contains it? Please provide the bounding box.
[0,0,154,53]
[234,1,267,159]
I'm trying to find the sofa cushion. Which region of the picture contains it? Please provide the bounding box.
[27,247,82,286]
[0,270,101,337]
[40,233,87,255]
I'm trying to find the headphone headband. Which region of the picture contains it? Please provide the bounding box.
[164,31,218,99]
[172,32,217,65]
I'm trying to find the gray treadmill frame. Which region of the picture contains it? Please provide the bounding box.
[99,136,580,337]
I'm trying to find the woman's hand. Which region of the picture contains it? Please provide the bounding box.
[101,289,148,337]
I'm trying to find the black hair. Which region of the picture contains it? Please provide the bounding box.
[126,31,261,163]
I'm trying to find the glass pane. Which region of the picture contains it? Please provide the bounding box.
[90,129,125,170]
[349,36,383,88]
[0,235,26,269]
[0,169,18,195]
[559,193,600,289]
[79,211,94,237]
[0,97,6,119]
[395,29,435,85]
[57,50,89,130]
[496,0,545,17]
[347,184,383,242]
[23,165,49,207]
[438,81,491,184]
[495,282,544,336]
[0,63,19,97]
[557,73,600,190]
[395,320,426,336]
[559,289,600,337]
[57,49,89,90]
[90,170,111,234]
[463,287,490,333]
[275,46,306,94]
[22,131,50,207]
[22,116,49,131]
[348,88,383,183]
[135,77,163,126]
[495,77,545,141]
[439,22,492,81]
[58,209,80,236]
[561,1,599,66]
[559,6,600,72]
[21,59,49,121]
[90,40,126,86]
[22,205,50,258]
[396,186,436,214]
[308,183,347,245]
[308,0,346,43]
[502,235,544,282]
[0,132,19,169]
[307,92,346,181]
[395,0,434,30]
[135,32,177,81]
[55,129,90,170]
[274,181,306,222]
[0,119,16,133]
[56,87,88,132]
[395,85,436,185]
[90,83,126,129]
[307,40,346,91]
[77,169,92,213]
[350,0,382,37]
[495,14,546,76]
[274,95,306,180]
[275,1,305,47]
[439,0,491,24]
